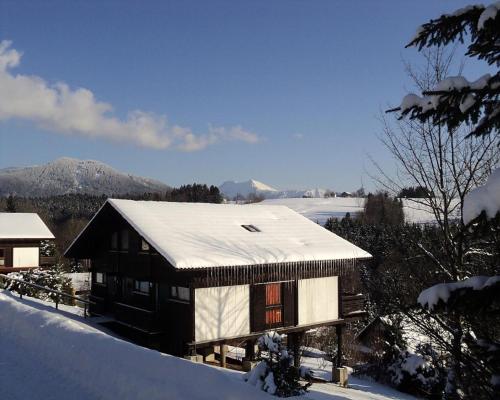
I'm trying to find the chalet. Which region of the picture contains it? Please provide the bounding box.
[0,213,55,273]
[65,199,371,365]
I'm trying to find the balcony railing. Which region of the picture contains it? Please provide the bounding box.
[0,273,92,317]
[341,293,365,317]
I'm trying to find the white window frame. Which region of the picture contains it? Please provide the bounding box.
[95,272,106,285]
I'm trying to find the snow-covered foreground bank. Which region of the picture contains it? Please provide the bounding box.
[0,290,416,400]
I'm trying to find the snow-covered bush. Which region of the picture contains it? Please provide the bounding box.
[244,332,311,397]
[39,240,56,257]
[6,265,72,304]
[388,344,446,398]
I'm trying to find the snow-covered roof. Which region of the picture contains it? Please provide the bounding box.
[0,213,54,239]
[99,199,371,269]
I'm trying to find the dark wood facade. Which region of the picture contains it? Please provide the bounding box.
[66,203,369,356]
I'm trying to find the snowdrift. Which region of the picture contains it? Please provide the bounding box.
[0,290,266,400]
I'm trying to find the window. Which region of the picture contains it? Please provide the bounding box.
[140,239,150,252]
[0,248,5,266]
[111,232,118,250]
[95,272,106,285]
[171,286,190,302]
[242,224,260,232]
[134,280,151,295]
[265,283,282,327]
[121,230,129,250]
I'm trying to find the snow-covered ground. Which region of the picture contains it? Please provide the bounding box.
[259,197,455,225]
[0,290,417,400]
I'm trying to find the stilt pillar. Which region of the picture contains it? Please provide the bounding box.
[336,325,343,367]
[291,332,303,367]
[219,343,228,368]
[245,339,256,361]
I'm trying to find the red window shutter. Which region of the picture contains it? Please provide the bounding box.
[266,283,281,305]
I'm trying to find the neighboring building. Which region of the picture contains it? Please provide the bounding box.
[65,199,371,361]
[0,213,55,273]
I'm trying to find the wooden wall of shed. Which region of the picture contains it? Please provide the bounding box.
[0,239,41,269]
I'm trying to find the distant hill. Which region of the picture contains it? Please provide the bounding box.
[0,157,169,197]
[218,179,329,200]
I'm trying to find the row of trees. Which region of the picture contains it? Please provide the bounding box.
[1,184,224,268]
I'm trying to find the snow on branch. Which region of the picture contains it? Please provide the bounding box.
[388,1,500,138]
[463,168,500,223]
[418,275,500,311]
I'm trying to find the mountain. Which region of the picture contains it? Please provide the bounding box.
[0,157,169,197]
[218,179,329,200]
[218,179,278,199]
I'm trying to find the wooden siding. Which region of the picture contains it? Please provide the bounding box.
[0,239,42,269]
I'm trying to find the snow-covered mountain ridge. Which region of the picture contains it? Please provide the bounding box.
[0,157,169,197]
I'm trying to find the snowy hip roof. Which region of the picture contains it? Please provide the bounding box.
[0,213,55,240]
[103,199,371,269]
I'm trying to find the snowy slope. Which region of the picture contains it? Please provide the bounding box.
[218,179,328,200]
[259,197,449,225]
[0,290,417,400]
[0,157,169,197]
[0,290,264,400]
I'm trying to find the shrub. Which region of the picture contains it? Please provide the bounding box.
[6,265,72,304]
[245,332,312,397]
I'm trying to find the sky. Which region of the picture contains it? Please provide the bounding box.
[0,0,488,191]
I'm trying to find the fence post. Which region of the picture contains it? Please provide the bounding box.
[84,303,87,319]
[55,297,59,310]
[19,285,23,299]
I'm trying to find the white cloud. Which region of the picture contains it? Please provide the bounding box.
[0,40,260,151]
[293,133,304,140]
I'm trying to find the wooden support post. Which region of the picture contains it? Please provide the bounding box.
[245,339,256,361]
[291,332,303,368]
[336,325,343,368]
[220,344,228,368]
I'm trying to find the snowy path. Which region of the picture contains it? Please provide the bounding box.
[0,291,416,400]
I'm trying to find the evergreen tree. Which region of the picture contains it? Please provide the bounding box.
[244,332,311,397]
[5,194,16,212]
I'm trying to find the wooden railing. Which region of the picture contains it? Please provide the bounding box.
[0,273,92,318]
[40,256,56,265]
[341,293,365,317]
[113,301,161,333]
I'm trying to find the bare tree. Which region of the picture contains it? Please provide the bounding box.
[374,48,499,280]
[370,47,499,399]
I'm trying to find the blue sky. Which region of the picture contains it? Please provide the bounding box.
[0,0,485,191]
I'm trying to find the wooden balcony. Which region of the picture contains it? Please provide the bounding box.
[341,293,366,319]
[112,302,163,333]
[40,256,56,266]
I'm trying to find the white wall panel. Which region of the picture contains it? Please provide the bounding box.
[12,247,39,268]
[195,285,250,342]
[298,276,338,326]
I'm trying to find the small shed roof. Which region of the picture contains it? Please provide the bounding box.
[69,199,370,269]
[0,213,55,240]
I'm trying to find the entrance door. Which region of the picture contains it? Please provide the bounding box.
[108,274,122,301]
